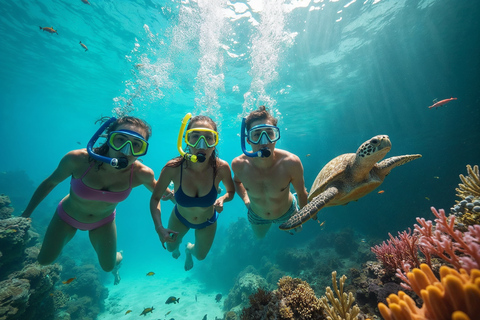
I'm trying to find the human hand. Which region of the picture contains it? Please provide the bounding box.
[214,198,224,213]
[157,226,178,249]
[161,190,175,201]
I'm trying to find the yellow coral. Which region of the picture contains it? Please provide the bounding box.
[320,271,360,320]
[378,264,480,320]
[456,165,480,198]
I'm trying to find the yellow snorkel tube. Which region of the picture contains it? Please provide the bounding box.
[177,113,203,163]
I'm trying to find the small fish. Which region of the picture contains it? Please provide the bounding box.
[165,296,180,304]
[202,315,207,320]
[195,294,197,302]
[81,0,91,4]
[62,277,76,284]
[79,41,88,51]
[425,197,430,201]
[433,176,440,179]
[76,141,82,145]
[360,238,366,243]
[140,307,154,316]
[135,63,144,69]
[215,293,222,303]
[125,310,132,315]
[306,154,311,157]
[377,190,385,194]
[39,26,58,35]
[165,311,171,316]
[146,272,155,276]
[318,220,325,227]
[428,97,457,109]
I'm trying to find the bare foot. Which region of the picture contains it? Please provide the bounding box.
[184,243,194,271]
[172,248,181,259]
[112,251,123,285]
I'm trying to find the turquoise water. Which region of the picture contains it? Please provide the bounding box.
[1,0,479,318]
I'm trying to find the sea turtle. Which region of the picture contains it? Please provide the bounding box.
[279,135,421,230]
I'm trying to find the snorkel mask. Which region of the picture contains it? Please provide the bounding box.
[87,117,149,169]
[178,113,218,163]
[241,118,280,158]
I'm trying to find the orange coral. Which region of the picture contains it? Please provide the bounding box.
[378,264,480,320]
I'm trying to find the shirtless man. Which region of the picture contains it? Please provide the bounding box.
[231,106,308,239]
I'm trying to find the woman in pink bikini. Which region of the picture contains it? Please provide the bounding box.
[22,116,170,284]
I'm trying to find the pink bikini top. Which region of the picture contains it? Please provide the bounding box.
[71,163,133,203]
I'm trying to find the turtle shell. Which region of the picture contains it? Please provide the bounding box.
[308,153,356,201]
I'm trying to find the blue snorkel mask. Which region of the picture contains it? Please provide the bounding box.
[241,118,280,158]
[87,117,142,169]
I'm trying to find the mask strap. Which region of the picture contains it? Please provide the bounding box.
[241,118,271,158]
[87,117,129,169]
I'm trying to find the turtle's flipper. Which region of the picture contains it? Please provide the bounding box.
[377,154,422,176]
[279,187,338,230]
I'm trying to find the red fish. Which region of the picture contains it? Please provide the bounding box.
[62,277,76,284]
[39,26,58,35]
[428,97,457,109]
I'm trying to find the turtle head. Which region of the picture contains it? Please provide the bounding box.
[356,135,391,160]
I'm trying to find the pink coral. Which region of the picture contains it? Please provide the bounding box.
[371,228,420,273]
[415,207,480,273]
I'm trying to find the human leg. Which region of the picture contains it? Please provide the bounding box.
[185,222,217,271]
[88,220,117,272]
[38,209,78,265]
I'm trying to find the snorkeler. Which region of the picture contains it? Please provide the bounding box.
[22,116,172,284]
[231,106,308,239]
[150,113,235,271]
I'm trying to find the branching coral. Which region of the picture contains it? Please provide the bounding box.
[320,271,360,320]
[371,228,420,273]
[378,264,480,320]
[415,207,480,273]
[456,165,480,199]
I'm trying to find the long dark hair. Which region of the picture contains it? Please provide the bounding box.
[90,116,152,162]
[165,115,218,178]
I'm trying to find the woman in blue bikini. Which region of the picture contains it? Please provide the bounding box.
[22,116,170,284]
[150,114,235,271]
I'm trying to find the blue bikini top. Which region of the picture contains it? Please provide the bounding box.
[174,164,217,208]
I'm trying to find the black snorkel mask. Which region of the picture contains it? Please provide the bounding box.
[87,117,129,169]
[241,118,272,158]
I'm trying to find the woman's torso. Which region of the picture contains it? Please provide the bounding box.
[62,159,137,223]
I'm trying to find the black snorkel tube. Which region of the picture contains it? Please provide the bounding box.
[87,117,129,169]
[241,118,271,158]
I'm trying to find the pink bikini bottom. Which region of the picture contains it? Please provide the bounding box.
[57,201,116,231]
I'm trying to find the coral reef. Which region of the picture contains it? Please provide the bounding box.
[0,215,39,275]
[320,271,360,320]
[371,228,420,274]
[224,270,269,313]
[0,199,62,320]
[415,207,479,273]
[378,264,480,320]
[456,164,480,198]
[240,276,325,320]
[0,195,14,219]
[452,165,480,227]
[0,193,109,320]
